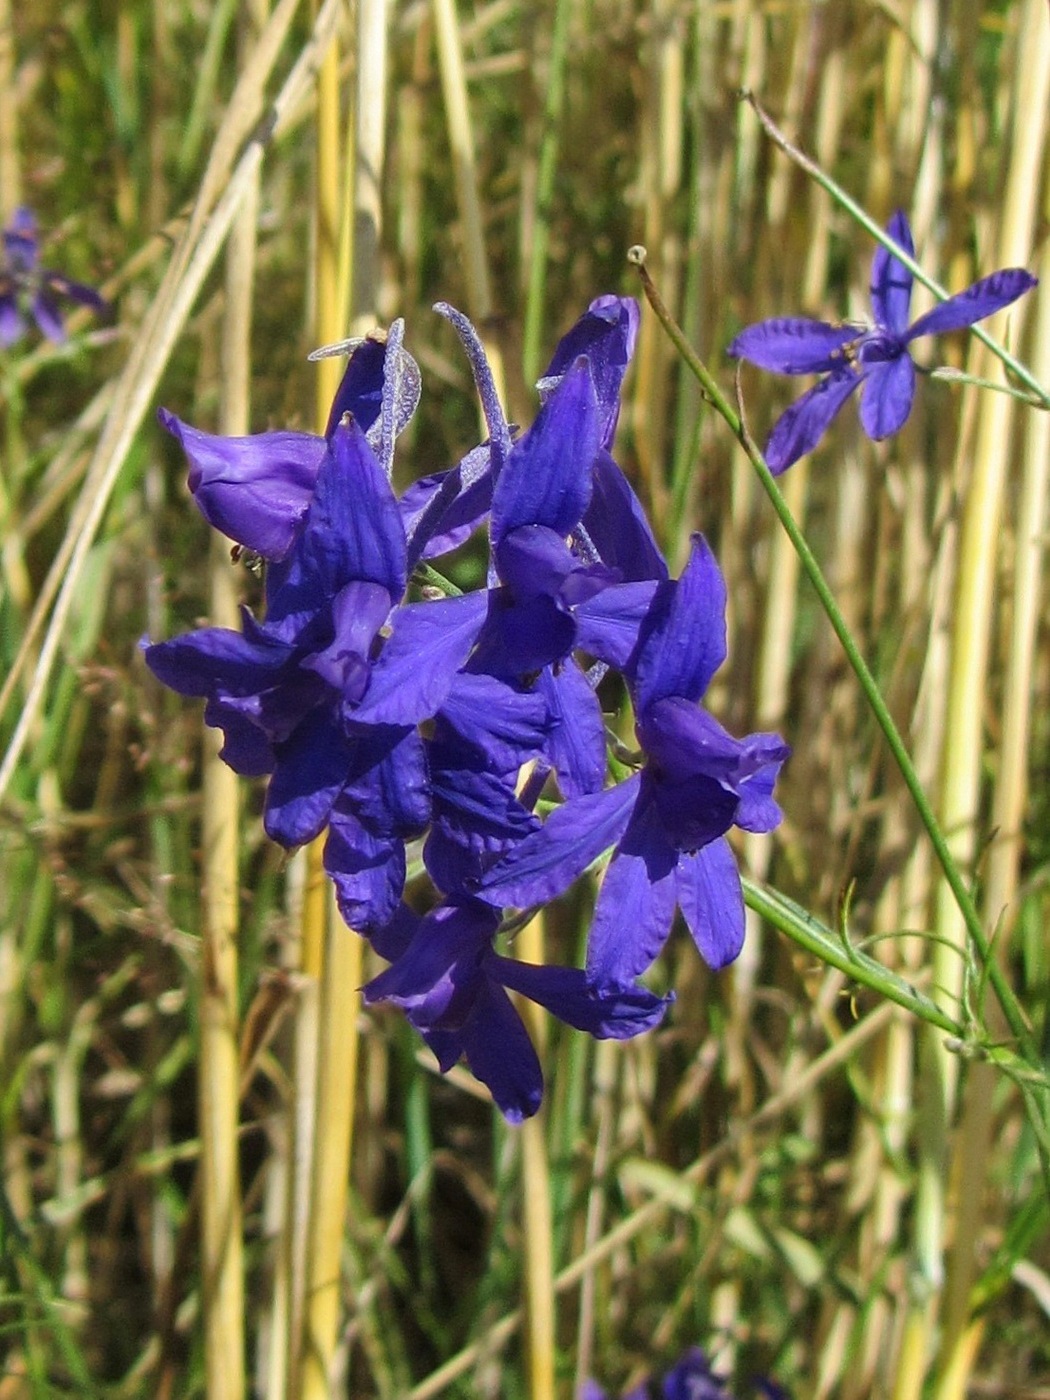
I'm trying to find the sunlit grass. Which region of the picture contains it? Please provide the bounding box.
[1,1,1049,1396]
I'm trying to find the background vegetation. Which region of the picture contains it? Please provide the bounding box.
[1,0,1048,1396]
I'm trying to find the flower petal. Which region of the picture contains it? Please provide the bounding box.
[325,809,405,934]
[572,579,660,669]
[159,408,324,560]
[536,662,607,798]
[401,446,494,566]
[325,333,421,446]
[764,370,863,474]
[633,534,727,710]
[43,271,109,315]
[477,773,641,909]
[493,956,672,1038]
[905,267,1038,341]
[438,673,548,774]
[263,709,354,847]
[458,981,543,1122]
[491,358,600,542]
[674,837,745,970]
[859,353,915,440]
[353,591,488,726]
[141,622,293,698]
[32,291,65,343]
[728,318,859,374]
[495,524,580,600]
[425,753,540,894]
[580,450,669,582]
[341,727,430,836]
[869,210,915,336]
[0,290,23,346]
[298,420,408,601]
[363,900,497,1024]
[469,588,576,678]
[586,802,679,985]
[537,294,639,447]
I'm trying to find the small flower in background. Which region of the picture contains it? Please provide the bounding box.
[727,209,1037,474]
[581,1344,788,1399]
[0,206,108,347]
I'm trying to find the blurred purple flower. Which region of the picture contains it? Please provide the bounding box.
[478,536,788,986]
[582,1346,788,1400]
[0,207,107,347]
[364,897,671,1122]
[728,209,1037,473]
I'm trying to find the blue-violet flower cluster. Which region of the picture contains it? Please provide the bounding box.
[728,210,1037,474]
[144,299,788,1121]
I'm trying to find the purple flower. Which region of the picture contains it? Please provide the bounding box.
[582,1346,785,1400]
[144,420,436,930]
[404,296,664,584]
[160,329,420,560]
[477,536,788,986]
[363,898,671,1122]
[727,210,1038,473]
[466,357,664,798]
[0,207,107,347]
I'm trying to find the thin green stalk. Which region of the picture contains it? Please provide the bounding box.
[741,880,962,1039]
[628,246,1036,1067]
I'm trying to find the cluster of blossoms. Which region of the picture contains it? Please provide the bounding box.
[728,210,1037,474]
[144,297,788,1121]
[581,1344,787,1400]
[0,206,108,347]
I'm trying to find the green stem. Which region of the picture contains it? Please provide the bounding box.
[628,247,1036,1063]
[742,878,964,1038]
[740,90,1050,411]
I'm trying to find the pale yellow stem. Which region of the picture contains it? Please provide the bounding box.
[904,4,1047,1393]
[516,912,555,1400]
[932,11,1050,1392]
[0,0,20,217]
[430,0,493,320]
[296,7,375,1393]
[197,2,269,1385]
[300,893,362,1396]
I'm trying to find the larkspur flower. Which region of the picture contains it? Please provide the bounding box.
[0,206,107,347]
[403,296,666,584]
[363,897,671,1122]
[727,209,1037,474]
[160,327,421,560]
[581,1345,787,1400]
[146,419,447,932]
[478,535,788,986]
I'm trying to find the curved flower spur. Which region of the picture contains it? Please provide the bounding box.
[728,209,1037,474]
